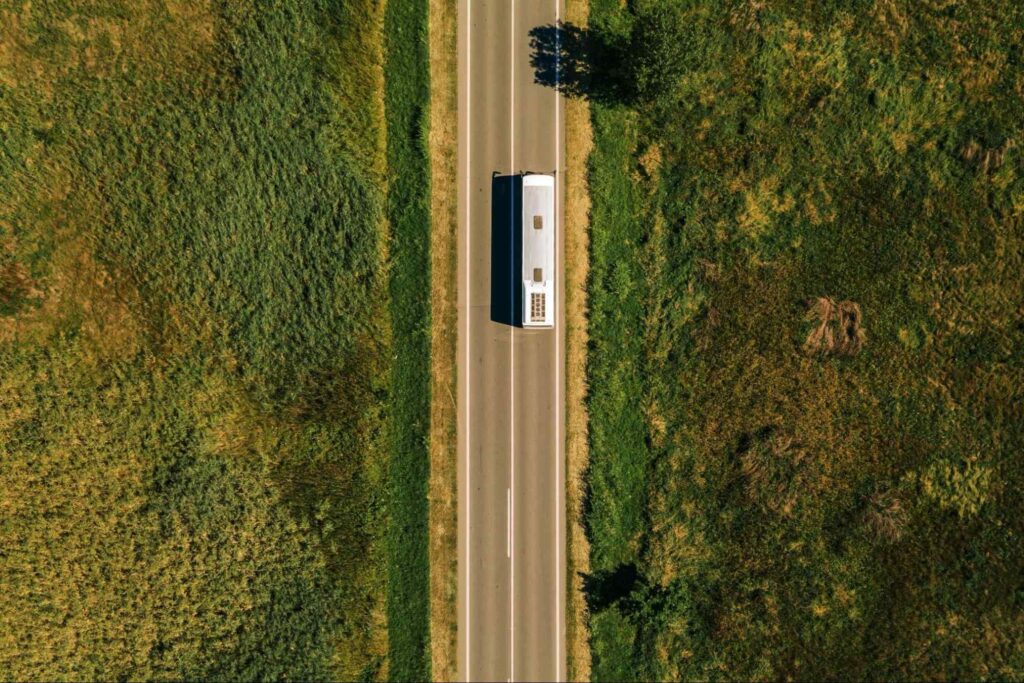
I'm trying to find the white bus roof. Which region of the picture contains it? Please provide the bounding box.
[522,174,555,328]
[523,173,555,188]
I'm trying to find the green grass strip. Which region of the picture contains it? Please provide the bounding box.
[384,0,432,679]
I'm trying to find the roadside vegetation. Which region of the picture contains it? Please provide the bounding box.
[561,0,595,680]
[0,0,432,679]
[426,0,460,678]
[384,0,432,677]
[574,0,1024,679]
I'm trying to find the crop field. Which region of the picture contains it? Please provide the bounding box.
[582,0,1024,680]
[0,0,430,679]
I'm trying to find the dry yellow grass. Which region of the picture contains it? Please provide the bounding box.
[427,0,459,678]
[563,0,593,679]
[0,0,217,90]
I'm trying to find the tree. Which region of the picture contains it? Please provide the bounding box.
[627,2,692,108]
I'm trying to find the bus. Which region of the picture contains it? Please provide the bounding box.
[522,173,555,328]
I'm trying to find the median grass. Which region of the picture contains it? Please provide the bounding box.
[384,0,433,677]
[583,0,1024,680]
[0,0,429,678]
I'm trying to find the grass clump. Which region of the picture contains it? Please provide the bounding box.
[802,297,865,357]
[583,0,1024,680]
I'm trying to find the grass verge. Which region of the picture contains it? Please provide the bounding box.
[384,0,433,678]
[563,0,594,680]
[426,0,460,678]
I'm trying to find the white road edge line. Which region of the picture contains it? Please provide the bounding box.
[509,2,516,681]
[463,0,472,680]
[554,1,563,679]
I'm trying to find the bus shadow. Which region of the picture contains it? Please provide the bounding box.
[491,174,522,327]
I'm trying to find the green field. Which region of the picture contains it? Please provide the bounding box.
[583,0,1024,680]
[0,0,431,679]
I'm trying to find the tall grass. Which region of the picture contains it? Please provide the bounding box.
[384,0,433,677]
[0,1,400,678]
[584,0,1024,680]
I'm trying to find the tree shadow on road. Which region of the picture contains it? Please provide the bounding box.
[528,21,633,106]
[531,7,695,114]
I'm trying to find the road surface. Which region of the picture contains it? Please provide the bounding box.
[457,0,565,681]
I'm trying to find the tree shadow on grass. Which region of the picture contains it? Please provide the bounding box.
[583,562,643,612]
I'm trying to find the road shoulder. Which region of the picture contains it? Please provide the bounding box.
[563,0,594,679]
[427,0,459,679]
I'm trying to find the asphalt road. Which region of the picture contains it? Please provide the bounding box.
[457,0,565,680]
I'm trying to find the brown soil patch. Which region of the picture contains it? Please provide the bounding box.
[803,297,865,357]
